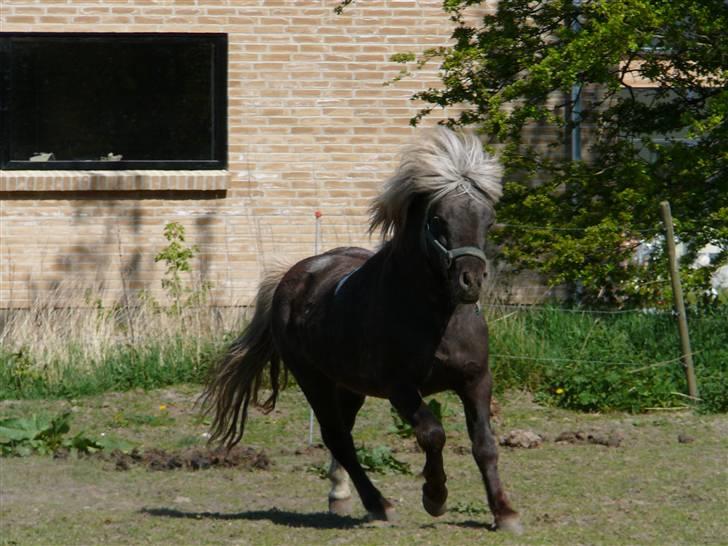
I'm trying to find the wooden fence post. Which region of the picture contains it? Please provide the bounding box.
[660,201,699,400]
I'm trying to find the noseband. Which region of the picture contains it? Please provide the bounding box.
[425,222,487,270]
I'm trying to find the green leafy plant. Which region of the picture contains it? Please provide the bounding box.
[356,445,411,475]
[0,412,133,457]
[390,398,444,438]
[306,462,329,479]
[154,222,210,314]
[450,500,488,517]
[3,348,43,396]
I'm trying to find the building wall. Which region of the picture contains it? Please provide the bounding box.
[0,0,478,308]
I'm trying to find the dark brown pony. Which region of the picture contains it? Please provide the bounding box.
[201,127,521,533]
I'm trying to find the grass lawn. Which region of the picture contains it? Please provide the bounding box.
[1,385,726,545]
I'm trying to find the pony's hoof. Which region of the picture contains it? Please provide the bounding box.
[422,493,447,517]
[496,515,524,535]
[422,484,448,517]
[367,499,397,522]
[328,496,353,516]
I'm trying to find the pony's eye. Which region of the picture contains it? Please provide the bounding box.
[429,216,443,236]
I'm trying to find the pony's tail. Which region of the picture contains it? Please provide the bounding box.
[200,267,287,450]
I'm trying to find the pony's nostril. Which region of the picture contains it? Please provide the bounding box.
[460,272,473,290]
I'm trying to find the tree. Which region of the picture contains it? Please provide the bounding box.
[396,0,728,305]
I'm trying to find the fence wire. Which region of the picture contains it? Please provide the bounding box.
[483,302,672,315]
[490,352,687,369]
[497,222,662,235]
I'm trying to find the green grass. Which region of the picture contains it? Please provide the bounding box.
[487,305,728,413]
[0,337,222,400]
[1,386,726,546]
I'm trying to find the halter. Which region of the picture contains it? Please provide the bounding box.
[421,184,491,270]
[425,221,487,269]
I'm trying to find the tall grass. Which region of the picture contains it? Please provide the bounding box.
[486,304,728,413]
[2,283,726,413]
[0,282,245,399]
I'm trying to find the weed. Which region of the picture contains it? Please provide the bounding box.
[154,221,211,315]
[356,445,411,475]
[306,462,329,479]
[450,500,488,516]
[0,412,133,457]
[390,398,444,438]
[305,447,412,479]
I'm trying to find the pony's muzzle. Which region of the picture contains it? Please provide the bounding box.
[454,259,485,303]
[459,270,482,292]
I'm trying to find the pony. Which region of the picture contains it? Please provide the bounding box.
[201,127,522,533]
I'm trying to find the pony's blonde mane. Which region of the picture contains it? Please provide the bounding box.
[369,127,503,239]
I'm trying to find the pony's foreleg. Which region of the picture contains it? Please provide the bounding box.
[390,388,448,517]
[327,457,353,515]
[458,371,522,534]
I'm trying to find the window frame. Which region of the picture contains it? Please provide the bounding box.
[0,32,228,171]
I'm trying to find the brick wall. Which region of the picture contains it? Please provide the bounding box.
[0,0,485,308]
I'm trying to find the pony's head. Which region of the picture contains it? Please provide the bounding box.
[369,127,503,304]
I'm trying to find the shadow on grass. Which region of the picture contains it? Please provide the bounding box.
[419,519,496,531]
[449,520,497,531]
[141,507,365,529]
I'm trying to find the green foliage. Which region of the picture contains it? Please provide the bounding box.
[2,348,46,397]
[450,500,489,516]
[403,0,728,305]
[154,222,210,314]
[0,412,133,457]
[356,445,411,475]
[389,398,444,438]
[695,369,728,414]
[488,305,728,413]
[390,52,416,64]
[306,462,330,479]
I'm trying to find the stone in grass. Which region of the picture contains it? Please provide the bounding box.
[499,429,544,449]
[677,433,695,444]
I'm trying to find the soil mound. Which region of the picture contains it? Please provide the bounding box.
[104,446,271,471]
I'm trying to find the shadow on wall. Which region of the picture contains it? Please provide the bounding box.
[2,190,225,307]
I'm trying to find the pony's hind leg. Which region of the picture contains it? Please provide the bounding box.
[458,371,522,534]
[390,388,448,517]
[327,457,353,515]
[327,388,364,516]
[293,367,395,521]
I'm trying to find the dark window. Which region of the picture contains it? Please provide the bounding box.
[0,33,227,170]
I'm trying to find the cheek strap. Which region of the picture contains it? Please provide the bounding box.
[425,226,487,269]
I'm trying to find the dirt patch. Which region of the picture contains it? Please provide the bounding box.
[555,429,623,447]
[55,445,271,472]
[500,429,544,448]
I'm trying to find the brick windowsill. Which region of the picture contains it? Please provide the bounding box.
[0,170,229,192]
